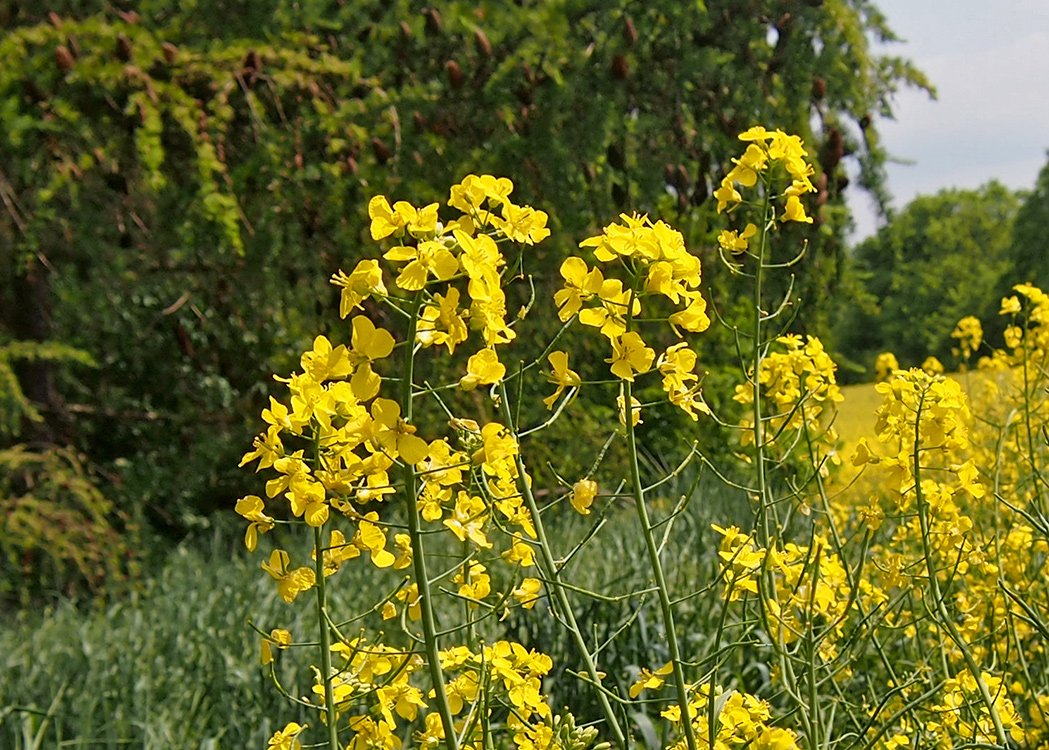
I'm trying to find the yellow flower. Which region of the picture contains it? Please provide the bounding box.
[350,315,396,364]
[513,577,542,609]
[781,193,813,223]
[331,259,388,317]
[267,722,306,750]
[628,662,673,698]
[606,331,654,381]
[1000,295,1022,315]
[261,549,316,603]
[417,287,469,354]
[368,195,438,240]
[454,561,491,602]
[554,256,602,321]
[570,478,598,515]
[442,491,492,549]
[921,356,944,375]
[617,393,643,426]
[542,350,582,409]
[668,291,711,334]
[449,174,514,215]
[369,398,430,464]
[714,179,742,213]
[491,201,551,244]
[235,494,274,551]
[460,348,506,391]
[300,335,352,383]
[260,628,292,665]
[384,240,460,291]
[717,223,758,254]
[354,512,396,568]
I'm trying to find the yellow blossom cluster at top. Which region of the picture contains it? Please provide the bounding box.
[553,212,711,421]
[714,126,817,257]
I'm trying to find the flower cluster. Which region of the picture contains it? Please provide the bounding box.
[712,524,861,663]
[735,334,842,435]
[554,212,710,420]
[714,126,817,226]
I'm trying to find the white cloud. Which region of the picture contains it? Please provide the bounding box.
[848,1,1049,240]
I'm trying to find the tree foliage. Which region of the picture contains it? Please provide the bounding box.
[0,0,929,533]
[1010,151,1049,285]
[834,182,1021,376]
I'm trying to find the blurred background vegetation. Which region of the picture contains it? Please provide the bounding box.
[0,0,1043,608]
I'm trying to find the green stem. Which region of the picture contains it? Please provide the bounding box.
[497,385,630,750]
[312,525,340,750]
[401,291,459,750]
[624,378,698,750]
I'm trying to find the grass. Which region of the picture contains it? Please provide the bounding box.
[0,473,753,750]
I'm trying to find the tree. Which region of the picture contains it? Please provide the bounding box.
[835,182,1020,376]
[0,1,930,531]
[1009,151,1049,285]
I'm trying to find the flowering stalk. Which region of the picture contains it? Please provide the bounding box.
[911,387,1009,747]
[312,524,341,750]
[623,374,699,750]
[401,290,459,750]
[497,384,629,750]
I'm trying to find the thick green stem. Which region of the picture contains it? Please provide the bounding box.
[497,385,630,750]
[624,379,698,750]
[401,291,459,750]
[313,525,341,750]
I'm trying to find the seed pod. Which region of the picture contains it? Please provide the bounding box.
[611,53,629,80]
[820,126,844,175]
[371,136,392,164]
[663,163,676,184]
[675,164,691,191]
[345,155,359,175]
[65,35,80,59]
[115,33,133,62]
[811,76,826,101]
[55,45,75,72]
[162,42,178,64]
[412,110,426,131]
[422,7,443,35]
[118,10,141,24]
[622,16,637,46]
[294,152,304,170]
[445,59,464,88]
[474,28,492,58]
[399,20,412,40]
[242,50,261,85]
[175,322,195,359]
[47,12,62,28]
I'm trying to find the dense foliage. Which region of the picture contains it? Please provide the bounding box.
[0,1,930,559]
[834,182,1021,376]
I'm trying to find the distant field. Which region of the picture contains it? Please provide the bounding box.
[833,381,882,449]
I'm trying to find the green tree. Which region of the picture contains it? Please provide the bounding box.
[835,182,1020,376]
[0,1,930,532]
[1009,151,1049,285]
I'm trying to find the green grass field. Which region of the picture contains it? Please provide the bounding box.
[0,475,748,750]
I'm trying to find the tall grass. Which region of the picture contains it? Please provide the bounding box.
[0,475,746,749]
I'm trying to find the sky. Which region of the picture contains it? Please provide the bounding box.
[848,0,1049,241]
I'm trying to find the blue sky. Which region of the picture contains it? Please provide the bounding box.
[848,0,1049,241]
